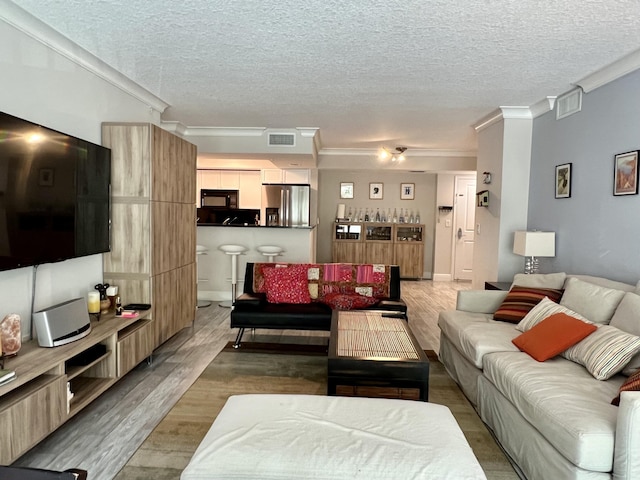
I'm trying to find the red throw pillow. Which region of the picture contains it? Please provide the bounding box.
[612,368,640,406]
[512,312,597,362]
[494,285,564,323]
[321,292,378,310]
[262,265,311,304]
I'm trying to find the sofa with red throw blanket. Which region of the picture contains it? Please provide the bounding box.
[230,262,407,347]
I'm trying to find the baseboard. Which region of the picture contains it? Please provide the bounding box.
[432,273,452,282]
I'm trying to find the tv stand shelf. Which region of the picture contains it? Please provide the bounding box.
[0,309,152,464]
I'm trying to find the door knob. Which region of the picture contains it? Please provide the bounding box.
[457,228,463,239]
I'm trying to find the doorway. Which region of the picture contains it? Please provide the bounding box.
[453,176,476,281]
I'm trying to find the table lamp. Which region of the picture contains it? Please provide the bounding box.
[513,231,555,274]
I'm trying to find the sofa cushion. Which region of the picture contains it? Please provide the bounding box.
[321,292,378,310]
[512,313,597,362]
[562,325,640,380]
[610,292,640,375]
[482,351,624,472]
[516,296,590,332]
[263,265,311,304]
[512,272,567,289]
[560,277,626,324]
[493,285,563,323]
[612,368,640,406]
[437,310,519,368]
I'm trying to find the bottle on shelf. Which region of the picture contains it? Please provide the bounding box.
[399,209,405,223]
[375,208,380,222]
[364,208,370,222]
[358,208,364,222]
[392,208,398,223]
[380,209,387,222]
[409,209,414,223]
[387,208,392,223]
[415,210,420,223]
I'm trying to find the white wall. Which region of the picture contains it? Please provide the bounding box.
[0,20,159,338]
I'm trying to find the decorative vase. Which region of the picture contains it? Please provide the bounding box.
[1,313,21,357]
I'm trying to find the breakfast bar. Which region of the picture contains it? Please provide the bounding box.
[196,224,317,303]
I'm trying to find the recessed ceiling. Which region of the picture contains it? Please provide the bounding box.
[8,0,640,154]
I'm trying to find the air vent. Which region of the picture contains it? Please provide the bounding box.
[268,133,296,146]
[556,88,582,120]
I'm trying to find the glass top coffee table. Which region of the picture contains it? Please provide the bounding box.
[328,310,430,401]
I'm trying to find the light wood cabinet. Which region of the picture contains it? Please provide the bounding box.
[102,123,197,349]
[0,312,151,464]
[394,225,424,278]
[332,222,424,278]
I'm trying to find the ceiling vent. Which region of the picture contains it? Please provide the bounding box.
[556,88,582,120]
[268,133,296,147]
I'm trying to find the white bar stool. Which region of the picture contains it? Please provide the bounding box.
[196,245,212,308]
[218,244,248,308]
[256,245,284,262]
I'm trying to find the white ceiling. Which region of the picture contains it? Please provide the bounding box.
[8,0,640,157]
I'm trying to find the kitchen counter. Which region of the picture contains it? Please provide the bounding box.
[197,223,316,229]
[196,225,317,302]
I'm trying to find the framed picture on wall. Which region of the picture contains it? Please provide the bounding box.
[613,151,639,196]
[400,183,415,200]
[369,182,383,200]
[555,163,571,198]
[340,182,354,199]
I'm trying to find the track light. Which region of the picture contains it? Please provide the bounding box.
[379,146,407,162]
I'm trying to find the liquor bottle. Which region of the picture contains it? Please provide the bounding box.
[399,209,405,223]
[409,209,414,223]
[347,207,353,221]
[415,210,420,223]
[375,208,380,222]
[364,208,370,222]
[380,209,386,222]
[392,208,398,223]
[387,208,392,223]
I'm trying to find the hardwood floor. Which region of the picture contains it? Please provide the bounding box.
[14,280,471,479]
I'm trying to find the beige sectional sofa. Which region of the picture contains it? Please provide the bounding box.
[438,273,640,480]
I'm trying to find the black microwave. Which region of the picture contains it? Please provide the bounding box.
[201,189,238,209]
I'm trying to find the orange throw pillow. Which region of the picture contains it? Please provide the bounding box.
[512,312,597,362]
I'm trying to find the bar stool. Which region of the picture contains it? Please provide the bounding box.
[196,245,212,308]
[257,245,284,262]
[218,244,248,308]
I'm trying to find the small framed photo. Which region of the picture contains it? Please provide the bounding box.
[38,168,54,187]
[340,182,354,199]
[400,183,415,200]
[369,182,383,200]
[555,163,571,198]
[614,151,639,196]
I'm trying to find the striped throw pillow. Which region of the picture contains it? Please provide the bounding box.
[562,325,640,380]
[516,297,590,332]
[493,285,564,323]
[612,368,640,406]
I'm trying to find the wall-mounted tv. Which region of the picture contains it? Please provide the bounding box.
[0,111,111,272]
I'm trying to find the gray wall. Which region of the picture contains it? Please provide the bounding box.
[317,170,436,277]
[529,69,640,284]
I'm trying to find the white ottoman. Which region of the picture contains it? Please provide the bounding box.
[181,394,487,480]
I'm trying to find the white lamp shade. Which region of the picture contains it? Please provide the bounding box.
[513,231,555,257]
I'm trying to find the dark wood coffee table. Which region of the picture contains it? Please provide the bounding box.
[327,310,430,401]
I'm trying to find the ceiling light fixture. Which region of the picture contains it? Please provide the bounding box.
[379,147,407,162]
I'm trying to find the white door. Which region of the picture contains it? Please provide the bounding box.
[453,176,476,281]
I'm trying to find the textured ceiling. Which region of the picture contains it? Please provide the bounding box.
[9,0,640,152]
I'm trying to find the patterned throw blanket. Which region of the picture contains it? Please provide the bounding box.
[252,263,393,300]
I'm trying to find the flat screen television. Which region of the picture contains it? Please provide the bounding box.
[0,111,111,272]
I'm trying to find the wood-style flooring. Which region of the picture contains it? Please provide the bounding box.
[14,280,471,480]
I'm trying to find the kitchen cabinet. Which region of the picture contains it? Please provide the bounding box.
[332,223,364,263]
[102,123,197,349]
[238,171,262,209]
[261,168,310,184]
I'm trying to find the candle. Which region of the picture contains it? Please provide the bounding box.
[87,291,100,314]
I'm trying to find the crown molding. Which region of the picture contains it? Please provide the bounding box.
[0,1,169,114]
[474,106,534,132]
[183,127,266,137]
[530,96,557,118]
[575,47,640,93]
[318,148,476,157]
